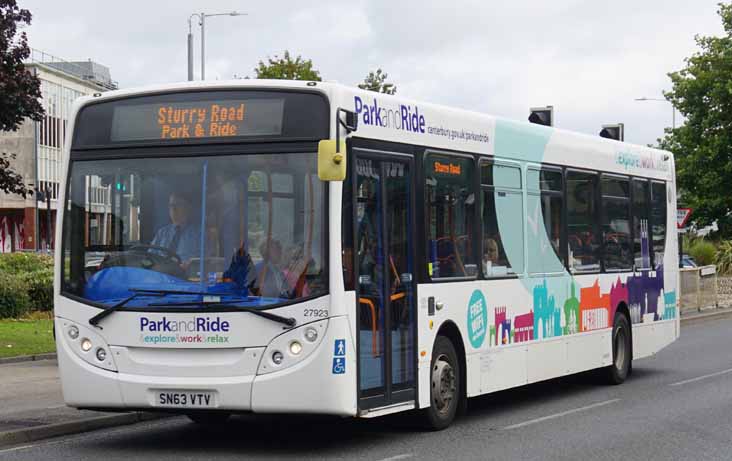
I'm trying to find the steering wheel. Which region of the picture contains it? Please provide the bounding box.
[127,244,182,264]
[99,243,186,279]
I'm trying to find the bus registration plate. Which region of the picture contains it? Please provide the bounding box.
[153,390,217,408]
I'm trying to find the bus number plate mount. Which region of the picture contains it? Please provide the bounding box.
[152,390,218,408]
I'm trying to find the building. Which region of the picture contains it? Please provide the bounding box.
[0,49,117,252]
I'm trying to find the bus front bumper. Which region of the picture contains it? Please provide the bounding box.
[56,316,357,416]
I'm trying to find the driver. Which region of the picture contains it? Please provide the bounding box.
[151,191,200,263]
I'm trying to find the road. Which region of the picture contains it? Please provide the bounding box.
[1,315,731,461]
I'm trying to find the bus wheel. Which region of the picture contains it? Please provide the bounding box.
[187,412,231,425]
[604,312,631,385]
[423,335,460,430]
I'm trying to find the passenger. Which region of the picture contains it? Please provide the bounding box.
[151,191,200,263]
[256,239,290,299]
[282,245,311,297]
[482,237,499,274]
[223,242,257,294]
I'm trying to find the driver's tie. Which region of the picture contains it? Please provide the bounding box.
[168,225,182,253]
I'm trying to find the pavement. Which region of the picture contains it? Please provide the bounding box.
[0,359,165,448]
[0,306,730,455]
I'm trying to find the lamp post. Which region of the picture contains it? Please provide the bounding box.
[635,97,677,130]
[636,97,683,268]
[187,11,246,81]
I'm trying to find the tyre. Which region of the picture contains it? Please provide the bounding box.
[421,335,461,430]
[603,312,631,384]
[187,412,231,425]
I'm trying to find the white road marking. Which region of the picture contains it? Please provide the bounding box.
[376,454,413,461]
[502,398,621,430]
[0,445,36,455]
[669,367,732,387]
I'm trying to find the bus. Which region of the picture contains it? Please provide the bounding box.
[54,80,678,429]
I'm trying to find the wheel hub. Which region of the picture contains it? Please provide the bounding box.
[432,354,456,415]
[614,327,627,370]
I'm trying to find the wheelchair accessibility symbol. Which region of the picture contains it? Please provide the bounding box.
[332,357,345,374]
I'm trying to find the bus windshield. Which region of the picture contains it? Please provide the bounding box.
[61,152,327,309]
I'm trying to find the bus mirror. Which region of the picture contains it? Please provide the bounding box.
[317,140,347,181]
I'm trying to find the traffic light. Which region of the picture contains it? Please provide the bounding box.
[115,177,128,192]
[529,106,554,127]
[599,123,624,141]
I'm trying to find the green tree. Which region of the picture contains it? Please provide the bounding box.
[358,68,396,95]
[253,51,321,81]
[659,3,732,234]
[0,0,44,196]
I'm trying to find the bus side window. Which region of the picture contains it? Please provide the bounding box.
[650,181,667,268]
[601,175,632,271]
[482,161,523,277]
[632,179,651,270]
[424,152,477,279]
[567,170,600,273]
[527,167,564,274]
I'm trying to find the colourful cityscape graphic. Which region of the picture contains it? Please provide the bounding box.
[488,267,676,347]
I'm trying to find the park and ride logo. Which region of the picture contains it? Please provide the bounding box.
[354,95,426,134]
[139,316,231,345]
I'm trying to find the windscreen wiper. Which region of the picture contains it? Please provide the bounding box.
[148,300,297,328]
[88,288,235,328]
[89,289,296,328]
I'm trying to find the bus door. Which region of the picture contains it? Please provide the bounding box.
[353,150,416,409]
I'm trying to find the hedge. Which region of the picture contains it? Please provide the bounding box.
[0,253,54,319]
[0,272,32,318]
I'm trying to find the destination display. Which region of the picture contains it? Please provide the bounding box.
[110,98,285,142]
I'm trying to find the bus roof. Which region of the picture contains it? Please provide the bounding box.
[72,79,673,181]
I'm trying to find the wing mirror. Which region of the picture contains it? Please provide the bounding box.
[317,108,358,181]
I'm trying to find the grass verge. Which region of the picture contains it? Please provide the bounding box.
[0,314,55,358]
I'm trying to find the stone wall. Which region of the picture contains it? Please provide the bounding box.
[718,276,732,308]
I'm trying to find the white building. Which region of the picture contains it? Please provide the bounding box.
[0,49,116,252]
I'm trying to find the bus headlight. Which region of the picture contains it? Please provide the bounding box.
[95,347,107,362]
[304,327,318,342]
[289,341,303,355]
[57,318,117,372]
[258,319,328,375]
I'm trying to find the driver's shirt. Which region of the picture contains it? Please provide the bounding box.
[151,223,200,262]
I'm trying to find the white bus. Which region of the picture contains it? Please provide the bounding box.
[55,80,678,429]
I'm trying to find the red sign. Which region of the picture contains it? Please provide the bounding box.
[677,208,693,229]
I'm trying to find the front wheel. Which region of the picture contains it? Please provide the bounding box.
[603,312,631,384]
[421,335,461,430]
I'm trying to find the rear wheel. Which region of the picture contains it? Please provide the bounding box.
[603,312,631,384]
[187,412,231,425]
[421,335,460,430]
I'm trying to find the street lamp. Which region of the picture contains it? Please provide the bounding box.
[187,11,246,81]
[635,97,677,130]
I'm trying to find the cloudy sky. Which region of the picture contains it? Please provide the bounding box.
[21,0,726,146]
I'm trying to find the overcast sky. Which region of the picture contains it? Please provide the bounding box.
[21,0,726,146]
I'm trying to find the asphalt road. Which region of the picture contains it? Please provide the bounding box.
[2,316,731,461]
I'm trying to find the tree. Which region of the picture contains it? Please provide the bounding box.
[253,51,321,81]
[0,0,43,197]
[659,3,732,235]
[358,68,396,95]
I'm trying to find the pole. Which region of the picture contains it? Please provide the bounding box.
[672,106,676,130]
[187,32,194,81]
[33,68,39,250]
[200,13,205,80]
[46,186,52,251]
